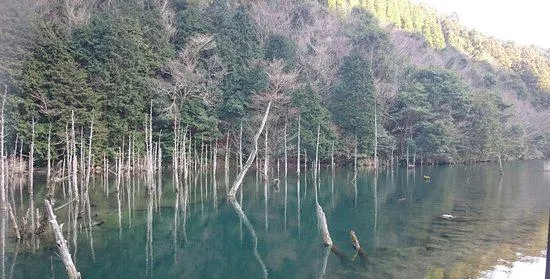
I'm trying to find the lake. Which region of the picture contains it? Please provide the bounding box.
[6,160,550,278]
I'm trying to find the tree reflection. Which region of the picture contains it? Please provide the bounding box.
[228,197,268,279]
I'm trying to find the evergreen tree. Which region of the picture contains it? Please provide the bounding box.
[15,21,98,161]
[330,54,375,152]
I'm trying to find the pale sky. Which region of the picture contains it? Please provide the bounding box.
[411,0,550,48]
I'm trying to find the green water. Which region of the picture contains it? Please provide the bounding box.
[7,160,550,278]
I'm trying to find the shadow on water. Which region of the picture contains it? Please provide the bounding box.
[5,160,550,279]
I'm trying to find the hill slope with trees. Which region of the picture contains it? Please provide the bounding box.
[1,0,549,167]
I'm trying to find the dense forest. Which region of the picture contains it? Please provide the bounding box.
[1,0,549,167]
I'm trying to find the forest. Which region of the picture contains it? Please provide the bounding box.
[1,0,549,168]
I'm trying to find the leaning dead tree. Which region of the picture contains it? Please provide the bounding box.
[227,101,272,198]
[350,230,368,263]
[44,199,81,279]
[316,203,332,247]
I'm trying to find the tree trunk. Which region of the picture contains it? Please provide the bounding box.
[352,135,358,182]
[225,134,229,174]
[7,203,20,240]
[47,125,51,183]
[331,142,335,174]
[406,142,410,168]
[284,119,287,178]
[71,111,78,200]
[228,102,272,197]
[297,115,301,175]
[498,150,503,175]
[173,116,179,178]
[374,103,378,169]
[44,199,81,279]
[0,85,5,209]
[314,125,320,203]
[263,124,269,185]
[29,119,35,199]
[85,116,94,191]
[316,203,332,247]
[239,122,243,171]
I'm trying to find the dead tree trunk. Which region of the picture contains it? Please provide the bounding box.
[296,115,301,175]
[263,124,269,185]
[374,104,378,169]
[47,124,51,183]
[7,203,20,240]
[225,134,229,174]
[314,125,320,203]
[44,199,81,279]
[29,119,35,206]
[352,135,358,182]
[406,141,410,168]
[228,101,272,198]
[498,150,503,175]
[85,116,94,191]
[350,230,368,263]
[0,84,6,209]
[284,119,288,178]
[173,116,179,179]
[70,111,78,200]
[316,203,332,247]
[314,125,320,181]
[331,142,335,173]
[239,122,243,171]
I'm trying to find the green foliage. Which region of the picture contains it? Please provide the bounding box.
[213,4,269,121]
[173,5,212,50]
[441,15,550,97]
[330,54,375,152]
[3,0,548,166]
[326,0,446,49]
[13,20,98,162]
[389,68,470,162]
[264,34,297,67]
[71,0,173,151]
[292,86,335,160]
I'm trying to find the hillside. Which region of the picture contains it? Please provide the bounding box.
[0,0,549,166]
[326,0,550,103]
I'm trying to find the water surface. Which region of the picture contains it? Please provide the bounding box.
[8,160,550,278]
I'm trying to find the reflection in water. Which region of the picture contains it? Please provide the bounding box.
[228,198,268,279]
[1,209,6,279]
[318,246,331,278]
[264,177,268,232]
[127,177,132,228]
[117,190,121,237]
[71,199,79,261]
[284,178,288,231]
[297,175,301,234]
[331,173,335,209]
[145,193,154,277]
[182,178,188,244]
[213,172,218,210]
[373,172,378,232]
[173,184,179,264]
[6,160,550,279]
[10,241,18,279]
[84,192,96,263]
[353,179,357,209]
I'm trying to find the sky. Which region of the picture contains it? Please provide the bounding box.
[411,0,550,48]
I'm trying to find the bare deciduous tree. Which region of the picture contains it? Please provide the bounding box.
[155,34,226,117]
